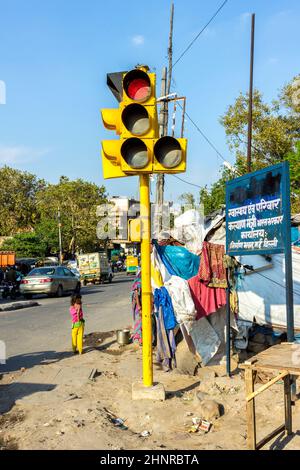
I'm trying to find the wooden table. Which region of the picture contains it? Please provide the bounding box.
[240,342,300,450]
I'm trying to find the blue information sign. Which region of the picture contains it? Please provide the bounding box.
[226,162,290,256]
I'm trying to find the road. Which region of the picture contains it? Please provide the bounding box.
[0,273,133,373]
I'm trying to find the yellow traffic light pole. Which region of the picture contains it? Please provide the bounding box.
[101,67,186,397]
[139,174,153,387]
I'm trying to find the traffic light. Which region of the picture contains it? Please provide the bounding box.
[101,66,187,178]
[153,136,187,173]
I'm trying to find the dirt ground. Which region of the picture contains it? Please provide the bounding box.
[1,332,300,451]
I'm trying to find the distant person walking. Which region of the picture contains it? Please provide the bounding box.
[70,294,85,354]
[5,266,17,283]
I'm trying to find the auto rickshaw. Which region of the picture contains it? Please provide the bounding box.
[126,255,139,275]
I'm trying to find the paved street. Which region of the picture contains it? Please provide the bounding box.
[0,273,133,373]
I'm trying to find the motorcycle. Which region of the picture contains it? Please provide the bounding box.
[0,281,21,300]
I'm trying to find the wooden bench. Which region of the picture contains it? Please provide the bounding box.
[240,342,300,450]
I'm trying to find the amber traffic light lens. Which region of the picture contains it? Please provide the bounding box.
[122,104,150,136]
[121,138,149,169]
[123,70,151,102]
[154,136,182,168]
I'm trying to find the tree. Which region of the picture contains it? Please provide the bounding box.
[0,166,45,236]
[200,74,300,214]
[36,177,108,256]
[199,169,233,215]
[1,232,47,257]
[178,192,196,209]
[286,142,300,212]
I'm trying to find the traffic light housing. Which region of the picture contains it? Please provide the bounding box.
[101,66,187,178]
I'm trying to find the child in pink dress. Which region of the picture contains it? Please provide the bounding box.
[70,294,85,354]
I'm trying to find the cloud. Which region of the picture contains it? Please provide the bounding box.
[131,35,145,46]
[0,146,50,164]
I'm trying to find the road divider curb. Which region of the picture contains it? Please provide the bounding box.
[0,301,40,312]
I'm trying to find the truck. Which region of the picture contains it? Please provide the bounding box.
[0,251,16,268]
[77,252,113,285]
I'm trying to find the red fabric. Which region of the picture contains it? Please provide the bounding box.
[188,275,226,320]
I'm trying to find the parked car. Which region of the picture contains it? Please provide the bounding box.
[20,266,81,299]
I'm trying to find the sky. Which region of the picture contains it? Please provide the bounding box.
[0,0,299,203]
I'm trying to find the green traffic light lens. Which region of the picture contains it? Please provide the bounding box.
[121,138,149,169]
[122,104,150,136]
[154,136,182,168]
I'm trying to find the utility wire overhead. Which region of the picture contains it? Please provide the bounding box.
[177,101,227,163]
[172,0,229,69]
[171,174,202,189]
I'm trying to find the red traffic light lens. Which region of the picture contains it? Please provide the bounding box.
[123,70,151,102]
[128,78,149,101]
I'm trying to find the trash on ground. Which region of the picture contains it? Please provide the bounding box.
[64,393,81,402]
[110,417,128,430]
[140,430,151,437]
[192,417,201,425]
[199,420,212,432]
[188,418,212,433]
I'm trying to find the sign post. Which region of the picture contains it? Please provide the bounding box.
[225,162,294,373]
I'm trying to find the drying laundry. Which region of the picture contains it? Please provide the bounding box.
[188,275,226,320]
[199,241,227,288]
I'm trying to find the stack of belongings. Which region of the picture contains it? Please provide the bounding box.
[150,210,238,370]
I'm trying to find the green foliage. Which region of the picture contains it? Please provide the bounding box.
[0,166,45,236]
[199,169,232,215]
[0,168,108,256]
[286,142,300,212]
[36,176,108,256]
[1,232,47,258]
[201,74,300,214]
[178,192,196,209]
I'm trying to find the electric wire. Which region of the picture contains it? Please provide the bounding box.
[170,174,202,188]
[177,101,228,164]
[172,0,229,70]
[243,264,300,298]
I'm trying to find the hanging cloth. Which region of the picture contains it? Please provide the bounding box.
[199,241,227,288]
[154,241,200,281]
[154,287,177,330]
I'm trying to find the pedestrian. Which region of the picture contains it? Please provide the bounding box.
[70,294,85,354]
[130,272,142,344]
[5,266,17,283]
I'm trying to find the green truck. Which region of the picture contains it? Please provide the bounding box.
[77,252,113,285]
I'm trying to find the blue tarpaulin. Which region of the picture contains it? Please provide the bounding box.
[154,242,200,281]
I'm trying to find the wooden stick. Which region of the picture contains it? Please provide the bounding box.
[246,371,289,402]
[256,424,286,450]
[284,375,292,435]
[245,368,256,450]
